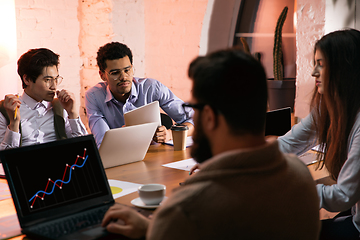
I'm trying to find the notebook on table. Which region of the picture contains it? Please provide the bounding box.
[124,101,161,127]
[265,107,292,136]
[0,135,116,240]
[99,122,158,169]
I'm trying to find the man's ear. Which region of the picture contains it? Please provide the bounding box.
[201,105,218,132]
[23,74,32,87]
[99,70,107,81]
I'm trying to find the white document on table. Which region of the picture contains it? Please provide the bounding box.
[312,144,325,153]
[165,136,193,147]
[298,151,321,165]
[108,179,142,199]
[162,158,197,171]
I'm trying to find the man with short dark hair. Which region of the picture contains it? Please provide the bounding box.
[101,48,321,239]
[85,42,194,147]
[0,48,87,149]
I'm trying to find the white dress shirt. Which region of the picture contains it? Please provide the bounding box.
[0,93,87,149]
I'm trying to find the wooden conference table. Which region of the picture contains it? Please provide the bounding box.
[0,143,332,240]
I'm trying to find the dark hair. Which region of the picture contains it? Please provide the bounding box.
[17,48,59,89]
[311,28,360,180]
[188,48,268,135]
[96,42,133,72]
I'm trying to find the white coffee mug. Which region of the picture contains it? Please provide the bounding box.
[138,184,166,205]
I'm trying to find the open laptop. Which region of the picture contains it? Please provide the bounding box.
[99,122,158,169]
[265,107,292,136]
[0,135,115,240]
[124,101,161,126]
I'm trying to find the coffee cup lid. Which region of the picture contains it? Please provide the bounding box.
[170,124,189,131]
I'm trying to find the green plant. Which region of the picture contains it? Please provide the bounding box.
[273,6,288,80]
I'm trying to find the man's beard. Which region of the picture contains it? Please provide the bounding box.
[190,116,213,163]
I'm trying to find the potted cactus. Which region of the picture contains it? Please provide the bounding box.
[273,6,288,81]
[267,6,296,112]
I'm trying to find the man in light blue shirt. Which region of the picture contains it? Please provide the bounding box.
[85,42,194,147]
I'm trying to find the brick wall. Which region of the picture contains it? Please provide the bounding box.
[144,0,208,102]
[295,0,325,118]
[16,0,81,113]
[78,0,114,131]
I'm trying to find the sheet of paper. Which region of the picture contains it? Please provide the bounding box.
[108,179,142,199]
[299,152,321,165]
[162,158,197,171]
[0,214,21,239]
[0,163,4,178]
[311,144,324,153]
[0,182,11,201]
[165,136,193,147]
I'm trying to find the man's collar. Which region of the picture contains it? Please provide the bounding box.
[21,92,50,110]
[129,78,138,100]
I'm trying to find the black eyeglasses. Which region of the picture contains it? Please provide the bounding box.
[182,102,221,116]
[182,103,205,111]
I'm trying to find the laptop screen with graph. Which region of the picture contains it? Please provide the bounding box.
[0,135,114,231]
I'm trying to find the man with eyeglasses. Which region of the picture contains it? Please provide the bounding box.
[0,48,87,149]
[100,49,320,239]
[85,42,194,147]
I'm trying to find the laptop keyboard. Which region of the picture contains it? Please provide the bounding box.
[29,205,110,238]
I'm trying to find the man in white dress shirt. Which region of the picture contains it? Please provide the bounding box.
[0,48,87,150]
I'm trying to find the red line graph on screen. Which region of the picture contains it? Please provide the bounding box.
[29,148,88,208]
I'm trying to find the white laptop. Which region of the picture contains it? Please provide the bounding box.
[99,122,158,169]
[124,101,161,127]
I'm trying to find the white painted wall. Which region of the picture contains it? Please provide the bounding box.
[199,0,215,56]
[0,0,17,99]
[295,0,325,119]
[325,0,356,34]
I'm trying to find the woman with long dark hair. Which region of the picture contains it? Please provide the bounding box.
[278,28,360,239]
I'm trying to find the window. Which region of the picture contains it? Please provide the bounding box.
[233,0,296,79]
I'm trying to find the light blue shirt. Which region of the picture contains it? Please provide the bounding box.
[85,77,194,147]
[278,112,360,232]
[278,113,317,155]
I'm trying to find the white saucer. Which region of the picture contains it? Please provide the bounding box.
[131,197,167,209]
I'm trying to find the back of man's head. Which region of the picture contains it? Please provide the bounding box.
[96,42,133,72]
[188,48,268,135]
[17,48,59,89]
